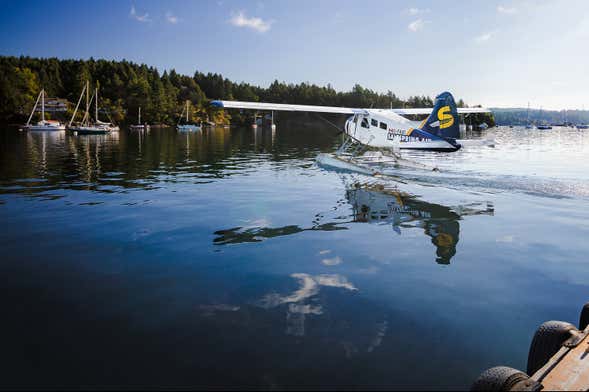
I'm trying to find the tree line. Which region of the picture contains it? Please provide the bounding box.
[492,108,589,126]
[0,56,494,126]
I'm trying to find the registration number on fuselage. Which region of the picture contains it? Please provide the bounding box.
[386,130,430,143]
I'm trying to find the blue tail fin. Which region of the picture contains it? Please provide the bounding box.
[421,91,460,139]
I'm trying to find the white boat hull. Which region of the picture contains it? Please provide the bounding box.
[25,124,66,131]
[177,125,201,131]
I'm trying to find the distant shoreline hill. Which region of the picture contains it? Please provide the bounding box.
[0,55,494,127]
[492,108,589,126]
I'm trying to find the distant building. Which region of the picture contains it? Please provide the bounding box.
[34,97,69,113]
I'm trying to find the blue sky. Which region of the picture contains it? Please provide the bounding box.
[1,0,587,109]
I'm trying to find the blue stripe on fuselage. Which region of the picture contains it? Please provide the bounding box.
[406,128,461,150]
[407,128,443,141]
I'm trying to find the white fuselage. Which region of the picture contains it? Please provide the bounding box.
[344,109,457,151]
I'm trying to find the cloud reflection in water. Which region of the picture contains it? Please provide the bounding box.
[258,273,357,336]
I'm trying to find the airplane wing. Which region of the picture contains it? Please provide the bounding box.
[211,100,365,114]
[211,100,490,115]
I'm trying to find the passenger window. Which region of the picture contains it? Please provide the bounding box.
[371,119,378,127]
[380,122,388,130]
[361,118,369,128]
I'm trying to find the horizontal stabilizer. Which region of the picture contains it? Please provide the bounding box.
[394,107,491,115]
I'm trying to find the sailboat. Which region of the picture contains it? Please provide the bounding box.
[24,89,66,131]
[130,107,149,130]
[525,102,533,129]
[536,106,552,130]
[576,106,588,129]
[176,101,201,131]
[68,81,118,134]
[94,87,119,132]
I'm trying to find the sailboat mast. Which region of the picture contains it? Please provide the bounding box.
[139,107,141,124]
[527,102,530,123]
[26,90,42,126]
[85,81,89,125]
[95,87,98,123]
[186,101,189,123]
[69,83,85,126]
[41,89,45,122]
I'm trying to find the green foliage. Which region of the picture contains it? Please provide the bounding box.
[0,56,493,127]
[0,65,39,120]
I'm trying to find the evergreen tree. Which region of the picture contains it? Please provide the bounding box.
[0,55,494,127]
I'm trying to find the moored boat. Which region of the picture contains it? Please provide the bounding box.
[177,124,201,131]
[176,100,201,131]
[536,106,552,130]
[23,89,66,131]
[68,81,116,134]
[130,107,149,130]
[524,102,533,129]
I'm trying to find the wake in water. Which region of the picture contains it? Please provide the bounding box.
[319,126,589,200]
[378,167,589,199]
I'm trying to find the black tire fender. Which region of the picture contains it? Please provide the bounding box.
[527,320,577,375]
[471,366,529,391]
[579,302,589,330]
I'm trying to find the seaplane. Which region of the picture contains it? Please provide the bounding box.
[212,91,491,174]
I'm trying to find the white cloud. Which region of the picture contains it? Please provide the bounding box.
[130,5,151,23]
[230,11,273,33]
[166,11,179,24]
[322,256,342,266]
[406,7,430,16]
[474,31,494,43]
[408,19,425,32]
[497,5,517,14]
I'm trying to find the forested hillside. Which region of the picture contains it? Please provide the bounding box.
[492,108,589,126]
[0,56,494,126]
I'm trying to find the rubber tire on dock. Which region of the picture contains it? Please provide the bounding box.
[471,366,530,391]
[526,320,576,375]
[579,302,589,330]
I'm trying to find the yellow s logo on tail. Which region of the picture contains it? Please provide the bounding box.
[437,106,454,129]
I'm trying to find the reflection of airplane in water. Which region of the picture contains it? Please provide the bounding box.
[214,181,493,264]
[346,183,493,264]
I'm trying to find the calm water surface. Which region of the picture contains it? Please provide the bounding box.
[1,124,589,389]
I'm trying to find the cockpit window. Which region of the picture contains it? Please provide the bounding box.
[371,119,378,127]
[361,118,369,128]
[380,122,388,130]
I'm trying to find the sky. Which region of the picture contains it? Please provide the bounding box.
[1,0,588,110]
